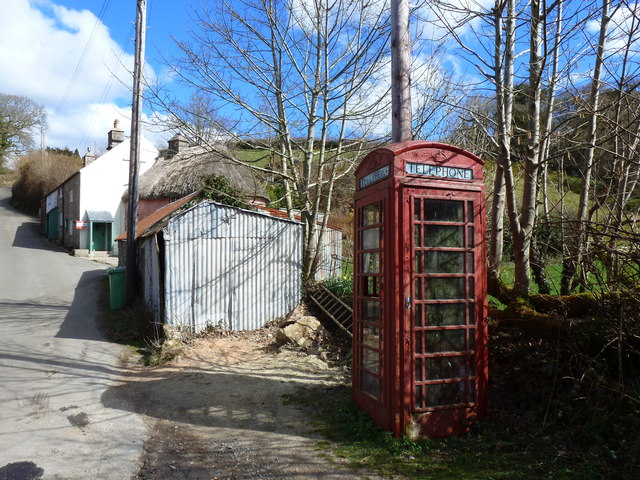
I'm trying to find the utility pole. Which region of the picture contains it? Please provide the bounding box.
[126,0,147,304]
[391,0,412,142]
[40,126,45,164]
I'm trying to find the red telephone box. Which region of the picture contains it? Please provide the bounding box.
[352,141,487,438]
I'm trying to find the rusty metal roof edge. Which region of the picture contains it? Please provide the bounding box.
[143,198,304,240]
[116,192,199,241]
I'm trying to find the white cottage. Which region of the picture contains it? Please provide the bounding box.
[42,121,158,254]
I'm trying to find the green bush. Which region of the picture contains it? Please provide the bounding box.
[322,276,353,298]
[198,173,248,208]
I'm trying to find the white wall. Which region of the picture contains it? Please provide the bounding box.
[45,189,59,214]
[78,137,158,250]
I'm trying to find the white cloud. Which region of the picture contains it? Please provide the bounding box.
[289,0,390,35]
[414,0,495,42]
[344,51,468,140]
[586,3,640,54]
[0,0,163,154]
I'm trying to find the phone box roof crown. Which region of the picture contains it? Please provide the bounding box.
[356,141,484,190]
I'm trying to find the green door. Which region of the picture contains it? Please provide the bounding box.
[91,222,111,251]
[47,208,59,241]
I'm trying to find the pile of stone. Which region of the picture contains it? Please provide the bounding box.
[276,305,327,348]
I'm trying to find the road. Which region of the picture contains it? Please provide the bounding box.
[0,187,146,479]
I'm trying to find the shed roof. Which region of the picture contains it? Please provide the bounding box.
[118,192,343,244]
[115,192,198,241]
[253,204,342,232]
[86,210,114,222]
[136,145,268,201]
[144,199,302,238]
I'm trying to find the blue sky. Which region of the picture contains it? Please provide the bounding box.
[0,0,192,155]
[0,0,623,158]
[2,0,485,155]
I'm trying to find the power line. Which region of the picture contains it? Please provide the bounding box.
[78,0,156,150]
[54,0,114,115]
[78,23,135,150]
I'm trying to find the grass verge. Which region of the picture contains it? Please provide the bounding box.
[102,298,177,365]
[286,324,639,480]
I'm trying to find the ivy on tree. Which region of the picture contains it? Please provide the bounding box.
[198,173,248,209]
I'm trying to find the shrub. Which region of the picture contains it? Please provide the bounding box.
[198,173,248,208]
[11,151,81,214]
[322,276,354,298]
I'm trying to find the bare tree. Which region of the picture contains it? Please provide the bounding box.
[538,0,564,223]
[147,0,391,282]
[0,94,47,169]
[428,0,544,295]
[492,0,515,295]
[412,45,469,141]
[177,92,227,147]
[428,0,592,296]
[560,0,615,294]
[561,0,640,292]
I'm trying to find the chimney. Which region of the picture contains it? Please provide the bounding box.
[107,119,125,150]
[83,147,96,167]
[167,133,189,157]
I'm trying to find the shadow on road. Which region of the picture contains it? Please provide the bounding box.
[55,270,109,342]
[0,461,44,480]
[100,359,357,479]
[0,187,63,252]
[0,187,22,216]
[0,268,116,381]
[102,367,323,435]
[12,221,54,250]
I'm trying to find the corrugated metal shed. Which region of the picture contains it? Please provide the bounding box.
[139,200,303,333]
[252,204,343,280]
[139,234,162,321]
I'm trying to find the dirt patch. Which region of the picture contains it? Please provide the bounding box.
[104,326,378,480]
[67,411,89,429]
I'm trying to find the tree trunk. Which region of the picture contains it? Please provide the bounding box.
[488,163,506,297]
[568,0,610,293]
[531,233,551,294]
[493,0,522,294]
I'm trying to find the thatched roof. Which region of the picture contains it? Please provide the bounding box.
[136,145,268,201]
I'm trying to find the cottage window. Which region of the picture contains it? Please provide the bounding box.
[69,189,74,203]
